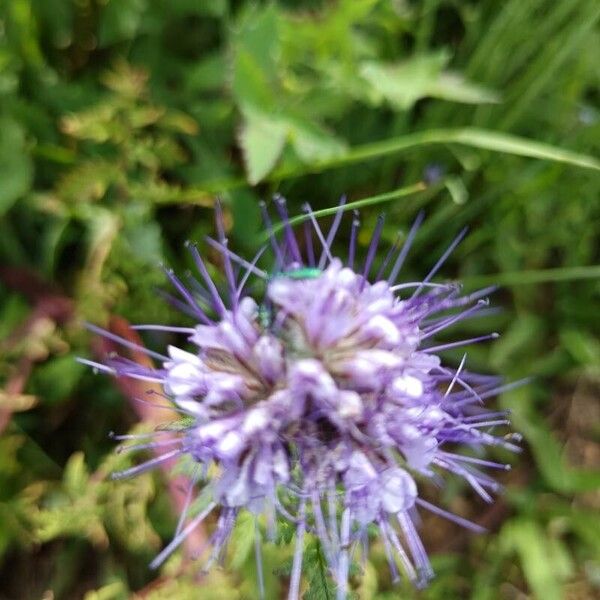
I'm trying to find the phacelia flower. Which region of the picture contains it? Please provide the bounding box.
[83,198,520,599]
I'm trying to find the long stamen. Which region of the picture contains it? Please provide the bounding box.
[425,333,499,353]
[303,218,316,266]
[249,520,264,600]
[163,267,212,324]
[376,230,402,281]
[288,499,307,600]
[260,201,285,267]
[275,195,303,264]
[186,242,227,317]
[111,448,180,480]
[379,517,401,584]
[156,289,210,322]
[237,245,268,298]
[422,300,489,339]
[444,354,467,397]
[388,210,424,285]
[205,237,268,280]
[132,325,196,333]
[336,504,352,600]
[303,203,333,263]
[215,201,238,307]
[415,498,487,533]
[360,213,385,288]
[318,195,347,269]
[174,467,200,538]
[150,501,216,569]
[411,226,468,298]
[85,323,168,362]
[347,211,360,269]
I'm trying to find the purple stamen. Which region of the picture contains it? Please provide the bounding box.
[388,210,425,285]
[319,195,347,269]
[360,213,385,288]
[411,226,468,298]
[347,211,360,269]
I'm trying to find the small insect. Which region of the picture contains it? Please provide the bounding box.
[268,267,323,281]
[156,416,196,432]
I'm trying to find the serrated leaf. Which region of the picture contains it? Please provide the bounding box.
[360,53,498,110]
[233,4,280,81]
[303,540,336,600]
[233,50,277,112]
[239,112,287,184]
[232,5,280,111]
[287,118,347,163]
[360,53,448,110]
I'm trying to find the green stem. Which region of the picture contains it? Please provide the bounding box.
[463,265,600,288]
[192,127,600,196]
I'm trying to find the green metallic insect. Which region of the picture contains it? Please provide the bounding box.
[270,267,323,281]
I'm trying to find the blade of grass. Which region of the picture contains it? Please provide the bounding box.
[301,128,600,175]
[463,265,600,289]
[194,127,599,196]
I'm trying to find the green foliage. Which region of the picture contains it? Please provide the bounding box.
[1,0,599,597]
[35,449,160,552]
[302,540,337,600]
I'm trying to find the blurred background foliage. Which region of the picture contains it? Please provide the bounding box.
[0,0,599,598]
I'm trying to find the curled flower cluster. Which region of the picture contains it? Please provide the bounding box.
[84,198,520,599]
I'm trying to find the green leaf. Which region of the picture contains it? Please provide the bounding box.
[232,4,280,111]
[232,50,276,111]
[360,53,448,110]
[503,388,600,494]
[98,0,147,47]
[31,355,86,406]
[303,540,336,600]
[64,452,90,497]
[429,72,500,104]
[281,127,600,179]
[444,175,469,204]
[360,53,499,110]
[500,519,573,600]
[239,111,287,184]
[464,264,600,289]
[0,117,33,215]
[200,126,600,195]
[287,117,347,163]
[560,329,600,367]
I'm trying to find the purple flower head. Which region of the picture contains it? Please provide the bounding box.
[83,198,521,599]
